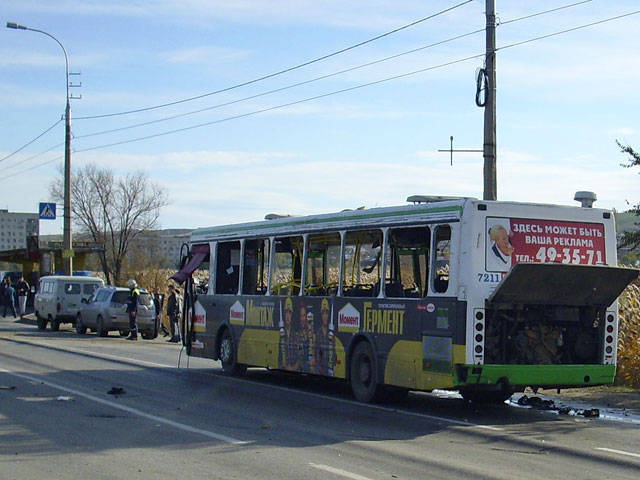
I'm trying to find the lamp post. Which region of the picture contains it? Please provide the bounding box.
[7,22,73,275]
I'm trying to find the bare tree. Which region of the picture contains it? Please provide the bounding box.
[50,163,169,285]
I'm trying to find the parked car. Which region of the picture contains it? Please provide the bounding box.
[34,275,104,331]
[76,286,158,339]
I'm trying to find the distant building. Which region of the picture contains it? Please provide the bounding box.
[0,209,39,251]
[136,229,192,268]
[40,228,193,269]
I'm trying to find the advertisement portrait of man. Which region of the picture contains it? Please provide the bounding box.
[486,220,514,272]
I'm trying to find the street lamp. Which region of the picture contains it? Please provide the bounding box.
[7,21,73,275]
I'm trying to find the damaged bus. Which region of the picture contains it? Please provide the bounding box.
[173,194,638,403]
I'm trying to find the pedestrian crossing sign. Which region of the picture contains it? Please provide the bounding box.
[39,202,56,220]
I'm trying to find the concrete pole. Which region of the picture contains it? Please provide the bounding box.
[483,0,497,201]
[64,98,73,275]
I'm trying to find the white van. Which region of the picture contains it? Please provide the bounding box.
[34,275,104,331]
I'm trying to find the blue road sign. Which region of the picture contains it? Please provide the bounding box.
[39,202,56,220]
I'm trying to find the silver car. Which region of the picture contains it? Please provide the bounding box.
[76,286,158,339]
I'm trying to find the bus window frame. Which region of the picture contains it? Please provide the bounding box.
[208,241,217,295]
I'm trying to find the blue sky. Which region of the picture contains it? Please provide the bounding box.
[1,0,639,236]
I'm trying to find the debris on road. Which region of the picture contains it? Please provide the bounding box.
[515,395,600,418]
[107,387,126,395]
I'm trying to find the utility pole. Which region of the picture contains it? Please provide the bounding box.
[483,0,497,201]
[7,22,77,275]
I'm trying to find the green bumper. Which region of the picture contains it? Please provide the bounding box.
[455,364,616,389]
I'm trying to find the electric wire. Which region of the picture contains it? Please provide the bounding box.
[0,118,63,164]
[499,0,593,25]
[73,53,486,153]
[75,28,486,140]
[0,155,63,181]
[75,0,596,140]
[0,141,65,174]
[3,7,638,180]
[496,9,640,53]
[71,8,640,153]
[74,0,474,120]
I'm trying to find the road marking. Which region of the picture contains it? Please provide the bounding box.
[309,463,374,480]
[595,447,640,459]
[0,367,247,445]
[1,336,503,432]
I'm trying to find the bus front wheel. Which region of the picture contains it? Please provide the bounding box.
[350,341,383,403]
[219,329,246,376]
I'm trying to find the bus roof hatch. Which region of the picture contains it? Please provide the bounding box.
[488,263,639,308]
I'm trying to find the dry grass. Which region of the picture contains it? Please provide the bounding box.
[617,282,640,387]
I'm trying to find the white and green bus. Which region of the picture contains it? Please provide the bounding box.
[173,195,637,403]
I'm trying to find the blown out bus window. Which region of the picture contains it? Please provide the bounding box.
[387,226,430,297]
[216,241,241,294]
[432,225,451,293]
[270,236,303,296]
[305,232,341,296]
[242,238,270,295]
[342,229,382,297]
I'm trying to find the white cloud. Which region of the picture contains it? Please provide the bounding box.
[160,46,252,65]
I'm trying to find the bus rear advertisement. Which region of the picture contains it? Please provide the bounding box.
[173,196,638,403]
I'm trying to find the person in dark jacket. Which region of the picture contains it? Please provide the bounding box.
[166,285,181,343]
[2,280,17,318]
[16,275,29,318]
[126,279,140,340]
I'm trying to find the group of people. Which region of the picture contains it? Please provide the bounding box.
[0,275,30,318]
[124,279,182,342]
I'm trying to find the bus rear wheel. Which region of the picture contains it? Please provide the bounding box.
[219,329,246,376]
[350,341,383,403]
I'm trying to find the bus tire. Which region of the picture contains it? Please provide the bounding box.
[350,341,382,403]
[219,329,246,376]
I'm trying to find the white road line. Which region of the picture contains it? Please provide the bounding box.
[595,447,640,459]
[2,336,503,432]
[309,463,374,480]
[0,367,247,445]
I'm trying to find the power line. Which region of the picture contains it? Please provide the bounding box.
[499,0,593,25]
[75,28,486,140]
[0,118,63,164]
[74,0,595,141]
[0,155,63,181]
[73,53,486,153]
[0,141,65,174]
[497,9,640,52]
[5,7,638,180]
[71,8,640,153]
[74,0,474,120]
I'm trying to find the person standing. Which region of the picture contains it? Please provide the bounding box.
[166,285,181,343]
[3,279,17,318]
[16,275,29,318]
[152,288,169,337]
[125,279,140,340]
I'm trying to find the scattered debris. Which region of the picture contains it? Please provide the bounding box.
[107,387,126,395]
[56,396,73,401]
[515,395,600,418]
[0,385,16,390]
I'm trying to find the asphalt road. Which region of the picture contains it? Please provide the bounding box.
[1,318,639,480]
